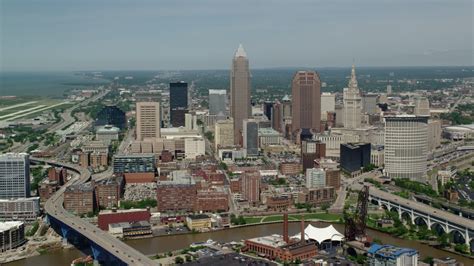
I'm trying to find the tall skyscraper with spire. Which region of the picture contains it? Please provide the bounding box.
[343,65,362,129]
[230,44,251,145]
[291,70,321,138]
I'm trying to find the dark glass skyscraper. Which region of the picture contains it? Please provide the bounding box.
[95,105,126,129]
[170,82,188,127]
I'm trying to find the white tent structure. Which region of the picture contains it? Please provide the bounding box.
[292,224,344,244]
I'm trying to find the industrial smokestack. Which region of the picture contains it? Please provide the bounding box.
[300,214,305,243]
[283,213,289,243]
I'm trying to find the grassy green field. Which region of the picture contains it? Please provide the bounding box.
[0,99,69,120]
[243,212,342,225]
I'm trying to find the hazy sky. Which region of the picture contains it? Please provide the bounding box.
[1,0,473,71]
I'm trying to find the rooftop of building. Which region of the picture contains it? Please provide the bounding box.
[188,214,210,220]
[96,125,120,133]
[0,197,40,203]
[258,127,281,135]
[209,89,226,95]
[0,152,28,160]
[114,153,155,159]
[368,244,418,259]
[100,208,149,215]
[95,176,122,186]
[65,182,94,192]
[246,234,287,248]
[109,220,150,229]
[0,221,24,232]
[342,142,370,149]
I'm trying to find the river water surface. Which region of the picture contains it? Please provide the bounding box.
[6,222,473,265]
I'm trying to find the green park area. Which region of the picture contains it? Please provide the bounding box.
[231,212,342,225]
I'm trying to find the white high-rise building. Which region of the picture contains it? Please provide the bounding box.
[321,93,335,121]
[214,119,234,150]
[184,138,205,159]
[384,115,428,182]
[185,113,198,131]
[414,97,430,116]
[0,153,30,199]
[343,65,362,129]
[305,168,326,188]
[209,89,227,116]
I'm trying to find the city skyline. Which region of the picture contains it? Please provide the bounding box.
[1,0,472,71]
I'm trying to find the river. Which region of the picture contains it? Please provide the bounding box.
[6,222,473,265]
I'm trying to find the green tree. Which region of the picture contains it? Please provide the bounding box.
[175,256,184,264]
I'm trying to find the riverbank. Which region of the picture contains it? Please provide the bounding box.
[6,221,473,266]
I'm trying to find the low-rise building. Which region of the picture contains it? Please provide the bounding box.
[266,196,291,211]
[96,125,120,142]
[38,181,59,202]
[98,209,151,230]
[279,162,301,176]
[244,217,318,262]
[0,197,40,223]
[367,244,418,266]
[186,214,211,232]
[109,221,152,239]
[0,221,26,252]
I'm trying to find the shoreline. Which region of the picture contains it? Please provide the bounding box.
[5,218,472,265]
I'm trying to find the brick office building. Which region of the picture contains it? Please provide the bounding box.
[63,183,95,216]
[95,177,122,209]
[195,187,229,212]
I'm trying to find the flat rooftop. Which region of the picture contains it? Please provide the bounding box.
[0,221,23,232]
[246,234,287,248]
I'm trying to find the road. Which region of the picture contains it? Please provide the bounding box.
[329,170,382,213]
[34,157,156,265]
[48,89,110,134]
[357,182,474,231]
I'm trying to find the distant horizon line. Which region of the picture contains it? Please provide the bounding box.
[1,65,473,73]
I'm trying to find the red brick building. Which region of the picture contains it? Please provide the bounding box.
[244,215,317,262]
[156,183,197,212]
[98,209,151,230]
[325,169,341,190]
[279,162,301,176]
[230,178,241,193]
[266,196,291,211]
[38,182,59,202]
[48,167,67,185]
[124,172,155,183]
[241,172,260,204]
[304,187,335,206]
[94,177,122,209]
[63,183,95,216]
[195,188,229,212]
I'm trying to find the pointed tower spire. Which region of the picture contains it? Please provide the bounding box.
[348,64,358,90]
[235,44,247,58]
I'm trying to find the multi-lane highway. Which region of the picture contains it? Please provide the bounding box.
[34,157,156,265]
[352,181,474,231]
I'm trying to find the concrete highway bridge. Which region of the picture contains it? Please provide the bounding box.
[368,187,474,251]
[32,157,156,266]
